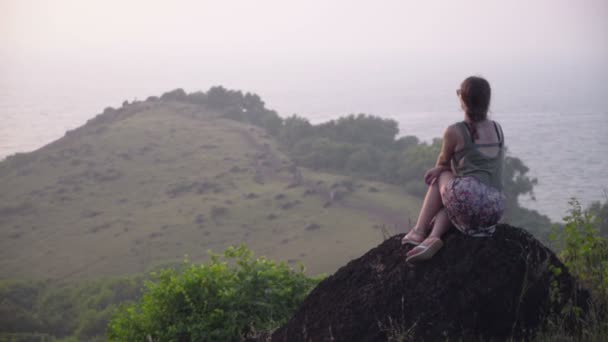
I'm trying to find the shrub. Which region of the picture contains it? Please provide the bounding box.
[543,198,608,340]
[550,199,608,302]
[107,245,321,341]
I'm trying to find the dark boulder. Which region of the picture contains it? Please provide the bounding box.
[271,224,588,341]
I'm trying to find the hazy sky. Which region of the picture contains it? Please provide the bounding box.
[1,0,607,111]
[1,1,606,219]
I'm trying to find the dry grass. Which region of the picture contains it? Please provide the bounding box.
[0,102,420,280]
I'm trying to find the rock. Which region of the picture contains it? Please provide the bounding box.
[305,223,321,231]
[166,180,221,198]
[244,193,259,199]
[271,224,588,341]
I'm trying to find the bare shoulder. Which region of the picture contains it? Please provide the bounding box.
[444,123,466,150]
[443,124,460,141]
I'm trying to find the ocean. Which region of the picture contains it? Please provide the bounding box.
[1,80,607,222]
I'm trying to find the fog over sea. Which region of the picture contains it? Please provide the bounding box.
[1,73,607,223]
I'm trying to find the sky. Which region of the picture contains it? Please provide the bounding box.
[0,0,607,220]
[2,0,607,89]
[0,0,608,116]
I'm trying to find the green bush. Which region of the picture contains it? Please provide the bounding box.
[543,198,608,340]
[550,199,608,303]
[107,245,322,341]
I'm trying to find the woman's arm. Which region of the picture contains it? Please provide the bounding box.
[424,126,457,185]
[435,126,458,170]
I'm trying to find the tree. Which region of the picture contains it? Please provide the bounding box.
[291,137,353,171]
[502,154,538,210]
[316,114,399,149]
[263,113,283,137]
[396,140,440,186]
[346,146,379,175]
[279,115,313,149]
[160,88,188,102]
[186,91,207,105]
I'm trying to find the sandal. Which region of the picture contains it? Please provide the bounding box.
[402,217,436,246]
[401,228,425,246]
[405,237,444,263]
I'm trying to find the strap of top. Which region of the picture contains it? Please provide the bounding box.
[461,120,503,147]
[453,122,471,163]
[453,121,503,164]
[495,121,504,147]
[458,122,473,146]
[461,121,474,143]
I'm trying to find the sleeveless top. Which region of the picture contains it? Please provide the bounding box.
[451,121,505,191]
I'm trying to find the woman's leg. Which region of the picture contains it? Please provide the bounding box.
[427,171,456,239]
[411,181,442,234]
[406,172,456,260]
[428,208,451,239]
[411,170,454,233]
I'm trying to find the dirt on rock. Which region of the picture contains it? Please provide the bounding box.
[271,224,589,341]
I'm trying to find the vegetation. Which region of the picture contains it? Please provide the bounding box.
[108,245,321,341]
[552,199,608,307]
[0,246,320,341]
[0,86,575,339]
[589,196,608,237]
[193,86,551,235]
[538,198,608,341]
[0,277,143,341]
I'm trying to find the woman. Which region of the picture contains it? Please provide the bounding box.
[402,76,505,262]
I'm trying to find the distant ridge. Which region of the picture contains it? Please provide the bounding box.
[0,93,420,279]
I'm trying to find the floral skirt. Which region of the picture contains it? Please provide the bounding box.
[441,176,505,237]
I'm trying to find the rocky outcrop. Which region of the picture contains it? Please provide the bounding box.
[271,224,588,341]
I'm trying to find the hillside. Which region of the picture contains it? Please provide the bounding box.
[0,99,420,280]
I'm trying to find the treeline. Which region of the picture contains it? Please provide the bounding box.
[156,86,552,236]
[0,277,144,341]
[155,87,283,136]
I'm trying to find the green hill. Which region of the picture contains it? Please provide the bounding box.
[0,99,420,280]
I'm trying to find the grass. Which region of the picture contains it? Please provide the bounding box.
[0,100,421,280]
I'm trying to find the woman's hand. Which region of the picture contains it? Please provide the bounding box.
[424,166,446,185]
[425,126,457,186]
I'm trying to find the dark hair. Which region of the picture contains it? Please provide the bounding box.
[459,76,491,140]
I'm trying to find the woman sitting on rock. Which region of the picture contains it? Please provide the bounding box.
[402,76,505,262]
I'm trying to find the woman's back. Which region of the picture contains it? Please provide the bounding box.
[452,119,504,191]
